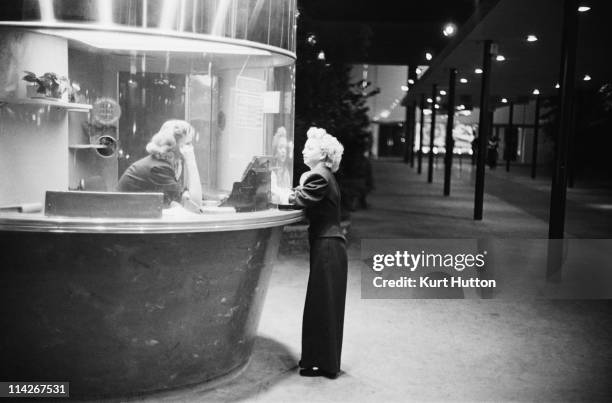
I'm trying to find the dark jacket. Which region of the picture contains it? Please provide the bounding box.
[117,155,184,206]
[291,164,345,240]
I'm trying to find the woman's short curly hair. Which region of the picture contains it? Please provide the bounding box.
[146,120,195,158]
[306,127,344,173]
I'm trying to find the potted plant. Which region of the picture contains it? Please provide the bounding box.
[22,71,62,99]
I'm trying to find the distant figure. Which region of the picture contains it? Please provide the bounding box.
[289,127,346,380]
[117,120,202,210]
[353,150,374,209]
[338,137,374,211]
[487,135,499,169]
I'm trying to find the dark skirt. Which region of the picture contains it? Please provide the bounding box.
[301,236,348,373]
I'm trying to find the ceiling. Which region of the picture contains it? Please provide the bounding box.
[298,0,612,109]
[405,0,612,107]
[298,0,480,65]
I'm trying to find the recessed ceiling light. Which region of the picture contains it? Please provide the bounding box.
[578,6,591,12]
[317,50,325,60]
[401,85,409,91]
[555,83,560,89]
[434,104,440,109]
[440,90,447,95]
[442,23,457,37]
[427,98,433,103]
[408,79,415,85]
[501,98,508,103]
[532,89,540,95]
[526,35,538,42]
[583,74,592,81]
[425,52,433,61]
[474,68,483,74]
[460,78,468,83]
[496,55,506,62]
[307,34,317,45]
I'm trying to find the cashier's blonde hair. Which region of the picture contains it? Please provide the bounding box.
[146,120,195,159]
[306,127,344,173]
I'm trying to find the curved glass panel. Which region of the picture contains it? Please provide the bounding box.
[0,2,295,222]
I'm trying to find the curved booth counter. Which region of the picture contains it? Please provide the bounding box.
[0,209,303,398]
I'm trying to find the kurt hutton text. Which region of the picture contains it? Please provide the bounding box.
[372,276,496,288]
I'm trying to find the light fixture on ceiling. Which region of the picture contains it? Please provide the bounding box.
[501,98,508,103]
[495,55,506,62]
[434,104,440,109]
[425,52,433,61]
[440,90,447,95]
[436,96,441,102]
[532,89,540,95]
[583,74,592,81]
[555,83,560,89]
[401,85,409,91]
[578,6,591,12]
[460,78,468,83]
[427,98,433,103]
[526,35,538,42]
[474,68,483,74]
[317,50,325,60]
[442,22,457,37]
[307,34,317,45]
[408,79,415,85]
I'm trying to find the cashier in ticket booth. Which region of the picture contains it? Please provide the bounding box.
[117,120,203,212]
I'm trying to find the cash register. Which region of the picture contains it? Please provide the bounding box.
[219,156,273,212]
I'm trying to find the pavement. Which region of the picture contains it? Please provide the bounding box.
[138,158,612,403]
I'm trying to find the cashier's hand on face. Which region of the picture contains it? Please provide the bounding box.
[180,144,196,160]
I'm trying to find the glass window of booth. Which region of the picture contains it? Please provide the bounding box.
[0,27,295,219]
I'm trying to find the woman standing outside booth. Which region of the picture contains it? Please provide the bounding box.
[289,127,347,379]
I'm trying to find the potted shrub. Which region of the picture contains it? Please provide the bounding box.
[22,71,62,99]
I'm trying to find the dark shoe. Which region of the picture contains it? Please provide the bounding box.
[299,368,319,377]
[318,369,339,379]
[299,367,339,380]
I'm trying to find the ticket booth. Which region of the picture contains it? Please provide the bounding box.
[0,0,300,398]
